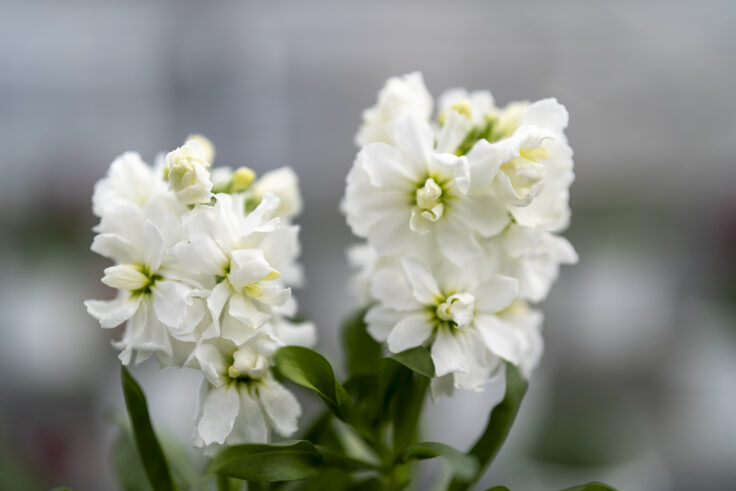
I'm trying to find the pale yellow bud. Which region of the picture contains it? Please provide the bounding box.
[231,167,256,192]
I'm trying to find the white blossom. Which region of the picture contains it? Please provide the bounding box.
[355,72,433,147]
[191,337,302,454]
[249,167,304,222]
[165,140,214,205]
[343,115,509,266]
[366,256,528,392]
[85,194,205,365]
[92,152,167,219]
[169,193,301,346]
[481,225,578,303]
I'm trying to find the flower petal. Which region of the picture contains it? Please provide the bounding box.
[207,281,231,331]
[228,249,274,290]
[370,267,419,311]
[431,328,469,377]
[435,219,483,266]
[387,313,434,353]
[152,280,190,328]
[228,294,270,330]
[197,385,240,445]
[521,98,569,134]
[359,142,416,188]
[85,294,140,329]
[393,115,434,173]
[230,387,269,444]
[474,314,521,364]
[475,275,519,313]
[258,378,301,437]
[400,256,441,304]
[365,306,405,342]
[452,193,510,238]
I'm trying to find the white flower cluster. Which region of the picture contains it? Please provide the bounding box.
[85,136,315,452]
[343,73,577,398]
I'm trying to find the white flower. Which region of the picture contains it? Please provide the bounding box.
[366,256,526,391]
[249,167,304,222]
[169,193,301,345]
[344,116,510,266]
[472,124,558,206]
[191,338,301,453]
[510,99,574,231]
[186,134,216,163]
[92,152,167,219]
[165,140,213,205]
[85,196,205,365]
[437,88,495,128]
[356,72,433,147]
[481,224,578,303]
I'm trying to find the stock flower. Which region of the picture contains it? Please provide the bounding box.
[355,72,433,147]
[85,195,205,365]
[191,338,301,453]
[366,256,526,391]
[344,115,509,266]
[248,167,304,222]
[482,224,578,303]
[169,193,301,345]
[92,152,167,219]
[437,88,495,128]
[165,139,213,205]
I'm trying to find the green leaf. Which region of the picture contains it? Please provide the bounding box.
[342,308,382,377]
[120,366,177,491]
[401,442,479,481]
[293,468,352,491]
[50,488,73,491]
[275,347,354,422]
[316,445,377,472]
[345,374,381,425]
[559,483,617,491]
[487,487,510,491]
[209,440,322,482]
[448,363,528,491]
[391,373,429,453]
[389,346,435,378]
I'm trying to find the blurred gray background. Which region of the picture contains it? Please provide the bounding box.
[1,1,735,490]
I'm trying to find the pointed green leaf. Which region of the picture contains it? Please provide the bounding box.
[401,442,479,481]
[275,346,354,421]
[343,308,382,377]
[560,483,617,491]
[120,366,176,491]
[210,440,322,482]
[389,346,435,378]
[486,487,510,491]
[448,363,528,490]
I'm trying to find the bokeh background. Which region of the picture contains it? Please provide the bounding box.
[1,1,735,490]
